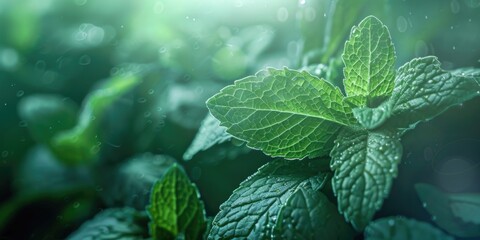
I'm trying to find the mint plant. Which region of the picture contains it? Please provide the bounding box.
[204,15,480,238]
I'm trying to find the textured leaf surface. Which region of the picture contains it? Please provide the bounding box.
[51,74,140,164]
[451,67,480,85]
[273,187,353,240]
[352,101,392,129]
[147,164,206,240]
[183,113,231,160]
[207,68,355,159]
[415,183,480,237]
[208,159,330,239]
[67,208,149,240]
[343,16,396,107]
[18,94,78,146]
[101,153,176,210]
[365,217,453,240]
[330,129,402,230]
[386,57,480,131]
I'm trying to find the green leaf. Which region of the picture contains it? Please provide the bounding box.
[386,57,480,131]
[449,194,480,225]
[67,208,149,240]
[147,164,207,240]
[14,146,92,196]
[51,74,140,164]
[272,188,354,240]
[451,67,480,85]
[100,153,176,210]
[342,16,396,107]
[18,94,78,146]
[183,113,231,161]
[415,183,480,238]
[365,216,453,240]
[208,158,330,239]
[207,68,355,159]
[352,101,392,130]
[330,129,402,230]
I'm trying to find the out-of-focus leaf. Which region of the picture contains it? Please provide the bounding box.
[147,164,207,240]
[365,216,453,240]
[51,73,140,164]
[415,183,480,238]
[14,145,92,196]
[67,208,149,240]
[183,113,231,161]
[18,94,78,146]
[300,0,388,65]
[100,153,176,210]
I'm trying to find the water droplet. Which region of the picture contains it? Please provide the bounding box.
[452,45,456,50]
[422,202,428,208]
[425,15,429,20]
[73,202,80,208]
[35,60,46,71]
[137,97,147,103]
[1,151,8,158]
[0,48,19,70]
[154,1,164,14]
[277,7,289,22]
[388,219,395,226]
[74,0,87,6]
[78,55,91,65]
[396,16,408,32]
[451,0,460,14]
[16,90,24,97]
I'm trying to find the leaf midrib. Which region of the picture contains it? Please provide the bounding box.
[225,106,349,126]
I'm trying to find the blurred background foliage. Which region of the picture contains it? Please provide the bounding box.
[0,0,479,238]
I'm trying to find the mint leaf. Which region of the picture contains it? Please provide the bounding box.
[415,183,480,238]
[365,216,453,240]
[386,57,480,131]
[208,158,330,239]
[67,208,149,240]
[18,94,78,147]
[449,194,480,225]
[207,68,355,159]
[15,146,91,196]
[51,74,140,164]
[183,113,231,161]
[352,101,392,129]
[273,187,354,240]
[147,164,207,240]
[101,153,176,210]
[330,129,402,230]
[343,15,396,107]
[451,67,480,85]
